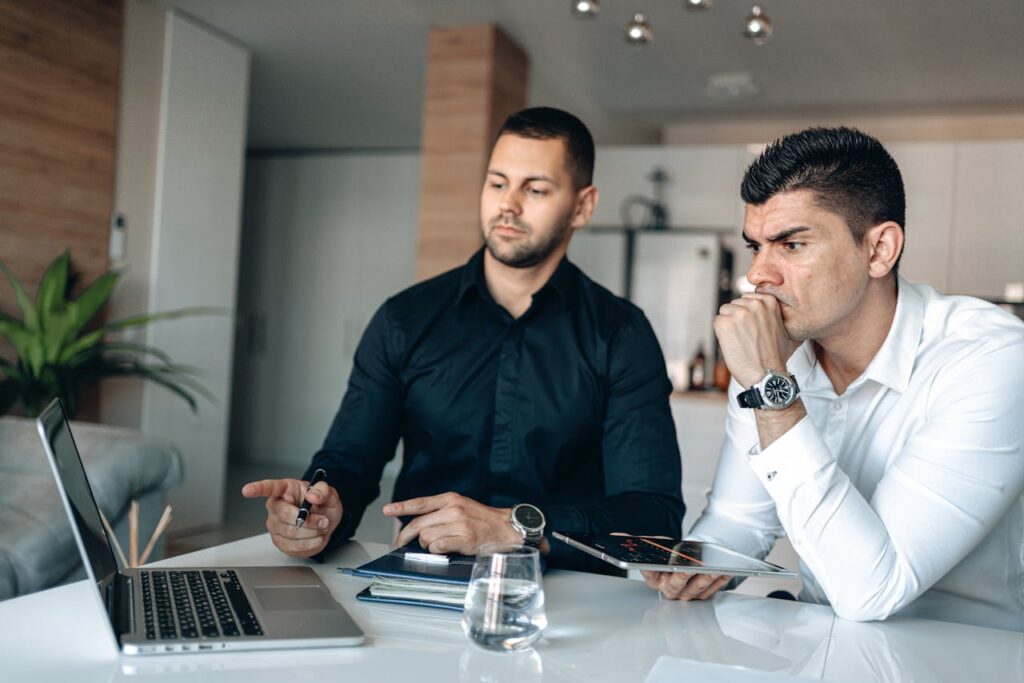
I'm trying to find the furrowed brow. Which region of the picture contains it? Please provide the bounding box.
[765,226,811,243]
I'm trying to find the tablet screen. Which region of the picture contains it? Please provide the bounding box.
[554,533,792,576]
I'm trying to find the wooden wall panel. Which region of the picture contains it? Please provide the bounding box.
[415,24,528,281]
[0,0,121,309]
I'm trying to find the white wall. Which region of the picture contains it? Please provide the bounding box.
[231,153,420,469]
[104,3,250,532]
[103,0,166,429]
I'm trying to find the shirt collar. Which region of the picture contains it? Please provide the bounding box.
[861,275,924,393]
[790,275,925,396]
[457,247,488,304]
[457,247,578,310]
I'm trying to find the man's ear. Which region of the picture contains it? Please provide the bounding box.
[865,221,903,279]
[571,186,599,229]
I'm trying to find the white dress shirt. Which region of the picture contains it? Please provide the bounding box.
[689,278,1024,631]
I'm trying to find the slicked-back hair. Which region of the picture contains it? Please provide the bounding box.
[741,127,905,269]
[495,107,595,190]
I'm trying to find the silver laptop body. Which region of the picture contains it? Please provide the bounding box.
[36,398,364,655]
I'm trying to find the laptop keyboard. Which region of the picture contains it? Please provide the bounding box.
[140,570,264,640]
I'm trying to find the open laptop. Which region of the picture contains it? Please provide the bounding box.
[36,398,364,655]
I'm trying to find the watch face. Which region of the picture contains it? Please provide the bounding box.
[514,505,544,531]
[764,375,795,406]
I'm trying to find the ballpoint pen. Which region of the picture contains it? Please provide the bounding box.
[295,468,328,528]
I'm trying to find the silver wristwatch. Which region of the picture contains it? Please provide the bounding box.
[510,503,546,546]
[737,369,800,410]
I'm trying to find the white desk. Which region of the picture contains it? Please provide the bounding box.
[2,535,1020,682]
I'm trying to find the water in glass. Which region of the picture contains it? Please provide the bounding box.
[462,544,547,652]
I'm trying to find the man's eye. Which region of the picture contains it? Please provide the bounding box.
[528,187,548,196]
[744,243,760,253]
[784,241,805,251]
[489,182,505,190]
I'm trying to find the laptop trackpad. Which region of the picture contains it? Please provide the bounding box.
[254,586,334,611]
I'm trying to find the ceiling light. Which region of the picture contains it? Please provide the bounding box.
[683,0,713,10]
[624,13,654,46]
[572,0,600,19]
[743,4,773,45]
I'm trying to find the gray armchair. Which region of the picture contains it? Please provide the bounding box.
[0,416,183,600]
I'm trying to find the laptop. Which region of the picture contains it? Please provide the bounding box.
[36,398,364,655]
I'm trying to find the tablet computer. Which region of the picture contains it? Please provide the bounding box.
[552,532,797,578]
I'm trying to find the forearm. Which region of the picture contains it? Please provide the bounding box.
[748,416,1018,621]
[540,492,684,569]
[753,400,806,450]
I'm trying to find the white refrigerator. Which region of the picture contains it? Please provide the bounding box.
[570,228,727,391]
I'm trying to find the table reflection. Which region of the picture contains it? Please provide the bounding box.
[824,617,1024,683]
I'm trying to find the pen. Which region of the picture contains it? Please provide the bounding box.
[295,468,327,528]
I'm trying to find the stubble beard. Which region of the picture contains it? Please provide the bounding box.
[484,213,572,269]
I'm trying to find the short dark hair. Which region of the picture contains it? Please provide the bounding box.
[495,107,595,190]
[741,127,905,268]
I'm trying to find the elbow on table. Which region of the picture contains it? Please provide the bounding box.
[832,602,900,623]
[831,586,916,622]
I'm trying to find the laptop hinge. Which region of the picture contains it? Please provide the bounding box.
[109,571,135,636]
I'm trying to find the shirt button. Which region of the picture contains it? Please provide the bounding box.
[833,403,842,412]
[766,470,777,481]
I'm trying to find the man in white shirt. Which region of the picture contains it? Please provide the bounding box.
[644,127,1024,632]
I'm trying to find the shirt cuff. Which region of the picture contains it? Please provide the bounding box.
[745,415,834,499]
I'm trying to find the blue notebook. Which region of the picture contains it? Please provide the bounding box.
[343,543,475,611]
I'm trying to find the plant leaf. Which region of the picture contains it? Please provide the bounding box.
[101,306,229,333]
[0,314,33,358]
[55,327,105,365]
[66,341,175,367]
[61,271,120,341]
[36,251,70,317]
[0,260,40,332]
[0,316,44,378]
[86,361,201,413]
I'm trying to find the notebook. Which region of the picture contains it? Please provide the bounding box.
[343,543,475,611]
[36,398,364,655]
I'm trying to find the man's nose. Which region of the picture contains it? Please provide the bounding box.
[747,251,782,288]
[498,189,522,215]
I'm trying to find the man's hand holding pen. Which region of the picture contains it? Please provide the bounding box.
[241,473,344,558]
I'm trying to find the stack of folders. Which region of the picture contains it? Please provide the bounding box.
[341,542,475,612]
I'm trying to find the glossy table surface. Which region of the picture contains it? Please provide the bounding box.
[1,534,1020,682]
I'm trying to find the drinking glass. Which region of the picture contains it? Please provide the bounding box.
[462,544,547,652]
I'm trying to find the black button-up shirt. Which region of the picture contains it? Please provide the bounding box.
[308,248,684,569]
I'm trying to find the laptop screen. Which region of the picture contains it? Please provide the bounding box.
[37,399,120,593]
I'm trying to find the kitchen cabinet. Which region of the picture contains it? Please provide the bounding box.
[950,141,1024,299]
[590,146,745,230]
[589,146,668,227]
[887,143,957,292]
[588,140,1024,299]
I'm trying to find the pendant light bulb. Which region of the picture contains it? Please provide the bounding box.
[683,0,713,10]
[572,0,600,19]
[624,12,654,46]
[743,4,773,45]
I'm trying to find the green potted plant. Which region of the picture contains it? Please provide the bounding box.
[0,251,220,418]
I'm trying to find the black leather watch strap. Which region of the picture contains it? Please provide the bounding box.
[737,388,764,409]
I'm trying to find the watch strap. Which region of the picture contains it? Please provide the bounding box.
[737,387,764,409]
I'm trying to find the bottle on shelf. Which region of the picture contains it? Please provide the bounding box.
[688,342,707,391]
[712,343,731,392]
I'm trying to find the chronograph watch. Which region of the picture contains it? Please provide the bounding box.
[737,369,800,410]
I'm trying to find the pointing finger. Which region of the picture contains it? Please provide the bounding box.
[384,493,452,517]
[242,479,295,501]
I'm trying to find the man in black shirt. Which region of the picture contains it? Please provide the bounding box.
[243,107,683,569]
